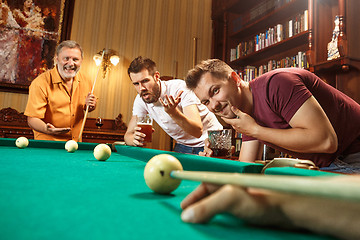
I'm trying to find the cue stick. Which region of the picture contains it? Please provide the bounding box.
[193,37,197,67]
[78,49,105,142]
[170,171,360,202]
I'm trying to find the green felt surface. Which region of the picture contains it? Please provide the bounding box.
[114,144,265,173]
[0,138,335,240]
[264,166,339,176]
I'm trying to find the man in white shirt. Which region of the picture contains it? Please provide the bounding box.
[124,56,223,154]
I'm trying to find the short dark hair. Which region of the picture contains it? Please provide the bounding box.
[56,40,83,58]
[128,56,157,76]
[185,59,233,90]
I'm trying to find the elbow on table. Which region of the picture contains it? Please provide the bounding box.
[320,134,338,154]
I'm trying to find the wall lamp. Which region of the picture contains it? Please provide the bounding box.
[93,49,120,78]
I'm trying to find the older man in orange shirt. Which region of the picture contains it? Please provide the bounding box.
[24,40,97,141]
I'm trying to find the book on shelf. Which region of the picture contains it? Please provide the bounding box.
[235,51,309,82]
[231,0,298,34]
[288,19,293,38]
[276,24,283,43]
[304,10,308,31]
[229,9,308,62]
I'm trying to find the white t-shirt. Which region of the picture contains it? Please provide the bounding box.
[132,79,223,147]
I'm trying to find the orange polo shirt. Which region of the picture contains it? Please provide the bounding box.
[24,67,93,141]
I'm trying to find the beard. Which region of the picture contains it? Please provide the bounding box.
[58,64,80,80]
[141,82,161,103]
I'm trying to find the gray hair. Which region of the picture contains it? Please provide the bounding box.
[56,40,84,59]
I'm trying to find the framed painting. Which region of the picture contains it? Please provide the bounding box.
[0,0,75,93]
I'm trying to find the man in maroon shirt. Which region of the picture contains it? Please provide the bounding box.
[179,59,360,237]
[185,59,360,173]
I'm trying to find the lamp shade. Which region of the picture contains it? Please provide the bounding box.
[93,55,102,66]
[110,55,120,66]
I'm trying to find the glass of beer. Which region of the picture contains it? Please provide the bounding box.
[208,129,232,158]
[136,114,153,142]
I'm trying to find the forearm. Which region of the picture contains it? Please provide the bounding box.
[238,140,263,162]
[278,194,360,239]
[242,189,360,239]
[168,109,202,138]
[249,125,336,154]
[124,116,139,146]
[27,117,48,134]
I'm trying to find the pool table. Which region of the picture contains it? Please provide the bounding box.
[0,138,337,240]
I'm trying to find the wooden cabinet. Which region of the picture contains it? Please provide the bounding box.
[0,108,127,144]
[310,0,360,103]
[212,0,360,103]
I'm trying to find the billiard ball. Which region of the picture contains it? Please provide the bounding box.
[144,154,183,194]
[65,140,78,153]
[15,136,29,149]
[94,144,111,161]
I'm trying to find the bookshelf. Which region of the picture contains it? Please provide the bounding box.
[212,0,360,103]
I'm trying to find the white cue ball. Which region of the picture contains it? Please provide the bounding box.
[15,137,29,149]
[65,140,78,153]
[144,154,183,194]
[94,144,111,161]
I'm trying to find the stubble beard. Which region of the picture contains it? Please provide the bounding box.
[215,101,237,119]
[141,83,161,104]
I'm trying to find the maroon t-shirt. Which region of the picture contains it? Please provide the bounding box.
[244,68,360,167]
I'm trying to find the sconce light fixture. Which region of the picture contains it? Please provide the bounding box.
[93,49,120,78]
